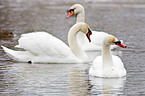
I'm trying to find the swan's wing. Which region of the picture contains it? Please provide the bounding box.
[89,56,103,76]
[92,56,103,69]
[112,55,127,76]
[17,32,70,58]
[112,55,124,68]
[91,31,109,46]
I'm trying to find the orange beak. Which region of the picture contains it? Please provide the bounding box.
[67,9,74,18]
[117,43,126,48]
[114,41,127,48]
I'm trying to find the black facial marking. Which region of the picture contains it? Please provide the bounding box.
[114,41,121,45]
[86,28,92,42]
[88,28,92,35]
[69,9,74,12]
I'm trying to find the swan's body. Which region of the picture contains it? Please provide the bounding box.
[2,22,92,64]
[67,4,118,51]
[89,35,126,77]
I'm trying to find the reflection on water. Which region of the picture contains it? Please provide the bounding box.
[0,50,124,96]
[67,64,90,96]
[90,76,126,96]
[1,63,90,96]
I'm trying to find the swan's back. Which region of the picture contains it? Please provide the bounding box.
[91,31,109,46]
[17,32,70,58]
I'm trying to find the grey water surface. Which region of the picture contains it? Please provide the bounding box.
[0,0,145,95]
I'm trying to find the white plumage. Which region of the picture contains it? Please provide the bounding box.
[89,35,126,77]
[67,4,118,51]
[2,22,92,64]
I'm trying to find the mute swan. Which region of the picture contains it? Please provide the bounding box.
[89,35,127,77]
[67,4,118,51]
[1,22,92,64]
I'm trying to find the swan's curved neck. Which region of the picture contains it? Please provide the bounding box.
[68,25,87,61]
[76,9,85,23]
[102,44,113,68]
[76,8,86,47]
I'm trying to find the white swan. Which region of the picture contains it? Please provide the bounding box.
[1,22,92,64]
[89,35,127,77]
[67,4,118,51]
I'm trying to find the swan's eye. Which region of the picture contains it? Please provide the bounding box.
[114,41,121,44]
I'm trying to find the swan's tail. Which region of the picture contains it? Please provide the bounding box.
[1,45,34,62]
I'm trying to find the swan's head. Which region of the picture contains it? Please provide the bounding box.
[80,22,92,42]
[67,4,84,18]
[104,35,126,48]
[71,22,92,42]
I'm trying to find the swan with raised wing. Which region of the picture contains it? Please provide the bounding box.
[1,22,92,64]
[67,4,118,51]
[89,35,127,77]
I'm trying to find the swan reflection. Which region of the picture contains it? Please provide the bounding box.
[3,60,125,96]
[89,76,126,96]
[67,63,91,96]
[4,63,91,95]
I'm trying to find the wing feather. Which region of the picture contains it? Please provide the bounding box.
[17,32,70,58]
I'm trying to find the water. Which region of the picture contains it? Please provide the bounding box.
[0,0,145,95]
